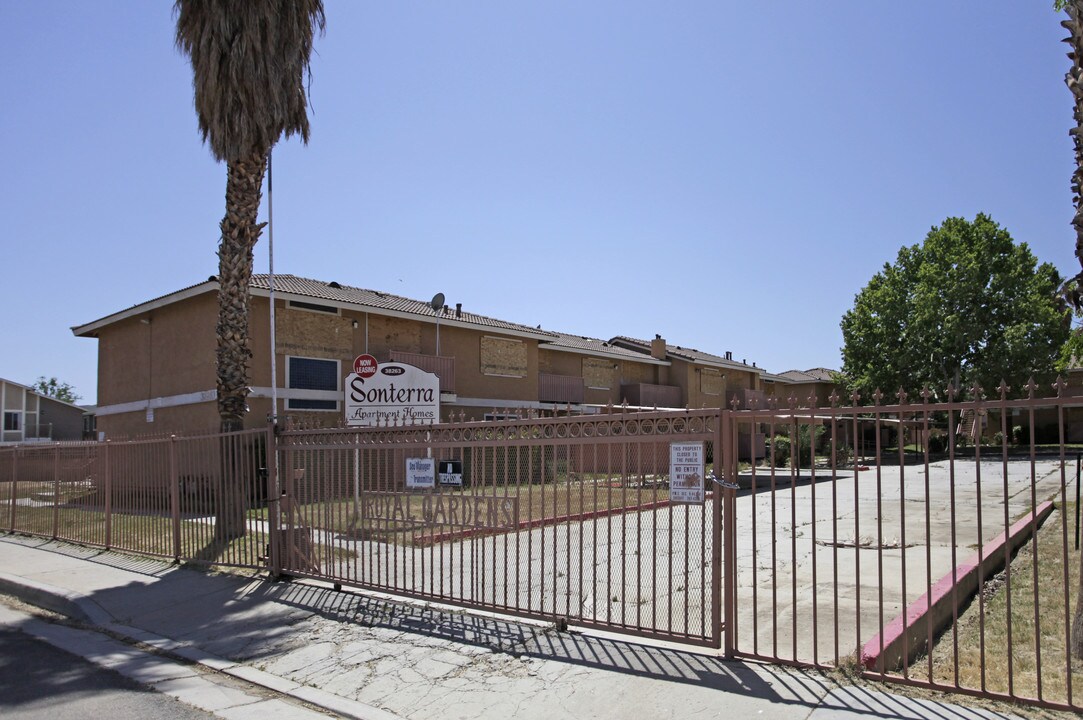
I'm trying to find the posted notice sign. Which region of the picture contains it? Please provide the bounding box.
[670,442,705,504]
[406,457,435,490]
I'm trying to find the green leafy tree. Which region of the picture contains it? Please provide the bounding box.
[840,214,1069,400]
[174,0,325,541]
[31,377,81,404]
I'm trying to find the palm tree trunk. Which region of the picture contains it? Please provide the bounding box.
[1064,0,1083,659]
[215,149,267,542]
[1066,3,1083,291]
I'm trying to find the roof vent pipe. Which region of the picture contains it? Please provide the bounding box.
[455,303,462,318]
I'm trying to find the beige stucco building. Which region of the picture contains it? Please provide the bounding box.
[72,275,822,438]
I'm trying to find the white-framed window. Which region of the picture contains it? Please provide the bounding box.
[287,356,340,411]
[3,411,21,432]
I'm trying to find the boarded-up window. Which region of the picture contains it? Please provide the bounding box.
[621,361,654,384]
[480,336,527,377]
[583,358,613,389]
[701,368,723,395]
[276,309,353,358]
[367,315,421,356]
[728,371,751,392]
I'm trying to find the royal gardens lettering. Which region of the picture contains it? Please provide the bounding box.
[360,492,519,530]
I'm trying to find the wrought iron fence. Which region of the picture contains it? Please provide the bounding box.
[1,389,1082,711]
[724,384,1083,712]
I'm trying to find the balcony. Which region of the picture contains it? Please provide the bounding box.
[621,383,682,409]
[539,373,585,404]
[726,388,768,410]
[389,351,456,393]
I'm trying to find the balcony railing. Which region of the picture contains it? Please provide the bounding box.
[539,373,585,404]
[389,351,456,393]
[620,383,682,409]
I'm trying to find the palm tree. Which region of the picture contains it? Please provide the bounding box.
[1056,0,1083,661]
[175,0,324,539]
[1061,1,1083,300]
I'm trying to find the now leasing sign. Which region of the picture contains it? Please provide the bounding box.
[345,358,440,427]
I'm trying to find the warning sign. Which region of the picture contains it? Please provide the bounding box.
[670,442,705,504]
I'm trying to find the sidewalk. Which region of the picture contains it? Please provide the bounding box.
[0,534,1024,720]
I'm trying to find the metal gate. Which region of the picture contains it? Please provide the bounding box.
[273,409,723,647]
[722,388,1083,714]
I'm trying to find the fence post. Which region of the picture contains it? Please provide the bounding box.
[104,440,112,549]
[170,435,181,562]
[52,443,61,539]
[266,417,282,579]
[9,449,18,532]
[723,409,739,659]
[712,410,725,650]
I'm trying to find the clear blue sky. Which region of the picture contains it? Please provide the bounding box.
[1,2,1075,405]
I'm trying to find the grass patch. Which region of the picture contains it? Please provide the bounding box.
[2,502,358,568]
[923,503,1083,707]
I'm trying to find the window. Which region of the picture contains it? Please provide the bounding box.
[288,357,339,411]
[3,412,20,432]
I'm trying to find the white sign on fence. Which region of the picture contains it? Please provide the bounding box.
[670,441,705,504]
[345,359,440,427]
[406,457,435,490]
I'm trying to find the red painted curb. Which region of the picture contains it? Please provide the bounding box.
[861,500,1054,673]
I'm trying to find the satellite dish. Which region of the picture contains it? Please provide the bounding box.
[430,292,445,311]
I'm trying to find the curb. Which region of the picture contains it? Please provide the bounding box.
[0,571,406,720]
[861,500,1054,673]
[0,570,113,626]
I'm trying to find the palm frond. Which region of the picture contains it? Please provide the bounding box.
[174,0,325,162]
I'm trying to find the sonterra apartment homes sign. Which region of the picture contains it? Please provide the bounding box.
[345,354,439,427]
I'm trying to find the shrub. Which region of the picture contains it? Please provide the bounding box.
[926,432,948,454]
[767,436,791,468]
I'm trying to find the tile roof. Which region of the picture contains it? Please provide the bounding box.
[249,275,555,337]
[74,275,555,339]
[777,368,838,383]
[802,367,837,382]
[542,333,669,363]
[609,336,760,371]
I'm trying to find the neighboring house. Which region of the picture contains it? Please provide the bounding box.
[766,368,840,407]
[71,274,807,439]
[0,378,87,444]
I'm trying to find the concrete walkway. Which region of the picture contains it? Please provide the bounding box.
[0,534,1030,720]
